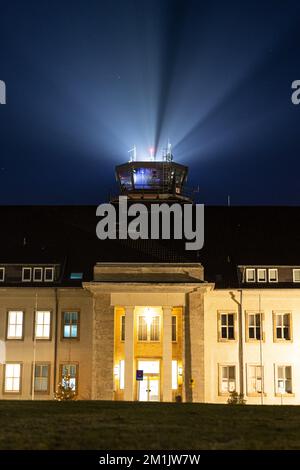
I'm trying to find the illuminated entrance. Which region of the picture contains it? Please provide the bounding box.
[137,360,160,402]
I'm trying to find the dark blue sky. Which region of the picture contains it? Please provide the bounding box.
[1,0,300,204]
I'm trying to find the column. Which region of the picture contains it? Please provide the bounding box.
[124,306,135,401]
[163,306,173,402]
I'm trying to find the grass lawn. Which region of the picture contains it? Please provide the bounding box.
[0,400,300,450]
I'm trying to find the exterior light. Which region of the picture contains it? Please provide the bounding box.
[178,366,183,376]
[144,307,154,326]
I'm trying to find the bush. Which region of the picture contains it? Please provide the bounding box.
[227,391,246,405]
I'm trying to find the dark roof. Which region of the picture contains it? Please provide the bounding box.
[0,205,300,288]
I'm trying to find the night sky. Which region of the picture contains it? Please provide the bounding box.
[1,0,300,204]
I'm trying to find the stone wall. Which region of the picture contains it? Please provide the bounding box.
[92,293,114,400]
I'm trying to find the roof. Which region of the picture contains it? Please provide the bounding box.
[0,205,300,288]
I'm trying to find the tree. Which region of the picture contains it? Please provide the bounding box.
[54,374,76,401]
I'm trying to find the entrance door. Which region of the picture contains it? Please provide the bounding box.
[138,376,160,402]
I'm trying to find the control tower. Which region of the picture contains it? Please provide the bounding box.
[113,144,191,203]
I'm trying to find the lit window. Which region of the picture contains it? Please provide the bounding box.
[35,311,51,339]
[274,313,291,341]
[119,360,125,389]
[0,267,5,282]
[257,269,267,282]
[138,316,147,341]
[61,364,78,392]
[277,366,292,394]
[22,267,32,282]
[246,268,255,282]
[172,316,177,342]
[247,313,262,341]
[248,365,263,394]
[150,316,159,341]
[4,363,21,393]
[33,267,43,282]
[44,267,54,282]
[137,316,160,341]
[172,360,178,390]
[7,311,24,339]
[293,269,300,282]
[219,313,235,340]
[268,268,278,282]
[220,365,236,394]
[70,273,83,280]
[63,311,79,338]
[34,364,49,393]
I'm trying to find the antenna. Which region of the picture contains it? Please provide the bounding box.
[166,139,173,162]
[128,145,137,162]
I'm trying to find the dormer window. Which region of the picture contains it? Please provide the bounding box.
[33,267,43,282]
[22,267,32,282]
[257,269,267,283]
[0,267,5,282]
[44,267,54,282]
[268,268,278,283]
[246,268,255,283]
[293,269,300,283]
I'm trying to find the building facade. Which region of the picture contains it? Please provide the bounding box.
[1,160,300,404]
[1,261,300,404]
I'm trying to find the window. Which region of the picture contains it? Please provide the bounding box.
[293,269,300,282]
[34,364,50,393]
[274,313,291,341]
[61,364,78,392]
[119,360,125,390]
[70,273,83,280]
[35,311,51,339]
[246,268,255,282]
[172,316,177,342]
[7,311,24,339]
[22,267,32,282]
[44,267,54,282]
[277,366,292,394]
[0,267,5,282]
[138,316,147,341]
[268,268,278,282]
[220,365,236,394]
[137,316,160,341]
[247,313,262,341]
[257,269,267,282]
[4,363,21,393]
[172,360,178,390]
[121,315,125,341]
[33,267,43,282]
[63,311,79,338]
[219,313,235,340]
[247,365,263,395]
[150,316,159,341]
